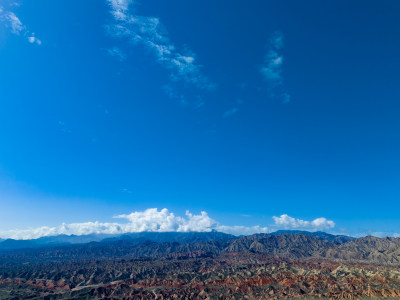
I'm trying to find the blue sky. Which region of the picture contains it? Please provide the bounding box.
[1,0,400,238]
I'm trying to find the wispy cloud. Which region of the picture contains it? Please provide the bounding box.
[106,46,126,61]
[282,92,291,104]
[223,107,239,118]
[0,4,41,45]
[0,208,337,240]
[261,32,283,83]
[0,3,41,45]
[260,31,289,103]
[120,188,132,194]
[272,214,335,231]
[350,231,400,238]
[223,99,243,119]
[2,10,23,34]
[57,121,72,133]
[162,84,186,105]
[217,225,270,236]
[106,0,214,91]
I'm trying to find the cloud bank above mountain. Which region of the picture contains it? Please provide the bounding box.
[0,208,336,240]
[273,214,335,230]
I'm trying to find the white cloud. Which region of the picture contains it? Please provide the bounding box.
[105,0,213,90]
[0,208,338,240]
[272,214,335,231]
[27,34,41,45]
[0,208,220,240]
[0,4,41,44]
[114,209,218,233]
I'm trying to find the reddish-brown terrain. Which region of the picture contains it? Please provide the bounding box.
[1,232,400,299]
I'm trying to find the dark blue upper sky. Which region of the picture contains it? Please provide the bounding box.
[1,0,400,237]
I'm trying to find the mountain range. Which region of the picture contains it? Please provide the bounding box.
[1,231,400,299]
[0,230,354,250]
[0,231,234,250]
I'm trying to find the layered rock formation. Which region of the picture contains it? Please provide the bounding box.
[1,232,400,299]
